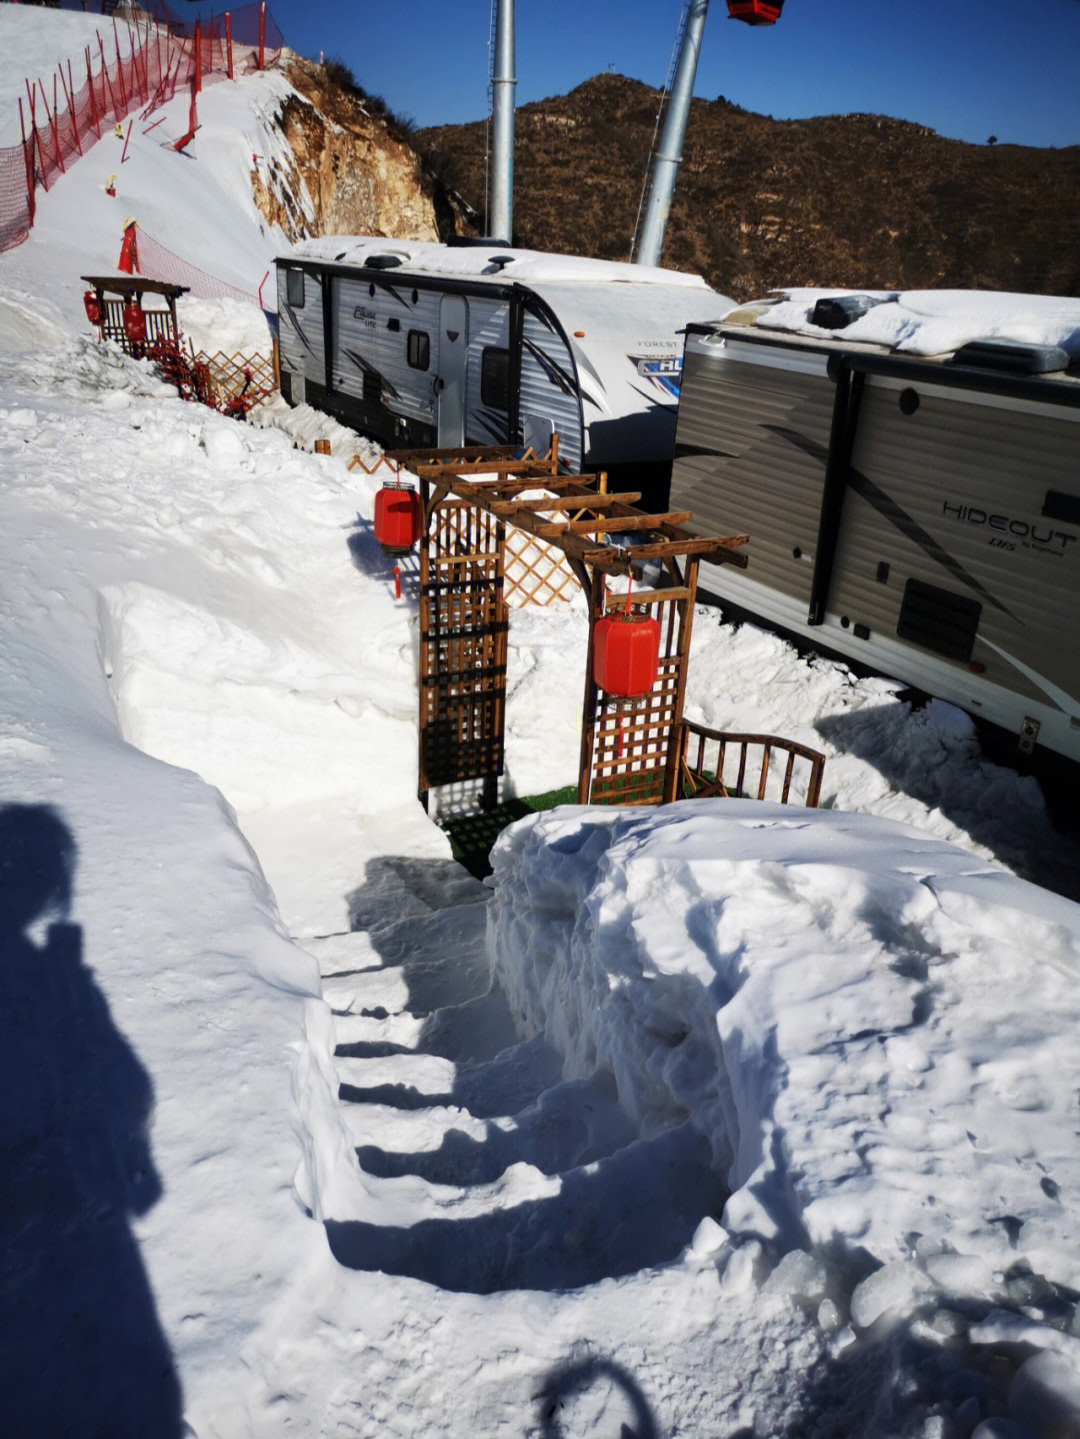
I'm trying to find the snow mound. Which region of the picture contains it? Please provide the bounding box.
[488,801,1080,1309]
[176,296,273,358]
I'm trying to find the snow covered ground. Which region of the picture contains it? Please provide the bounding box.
[3,8,1080,1436]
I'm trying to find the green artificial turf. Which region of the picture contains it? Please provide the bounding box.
[440,784,578,879]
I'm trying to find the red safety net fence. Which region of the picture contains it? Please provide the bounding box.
[134,224,261,305]
[0,2,285,254]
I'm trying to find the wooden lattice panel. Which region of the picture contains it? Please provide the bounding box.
[504,527,578,608]
[193,348,277,406]
[418,497,508,793]
[582,577,697,806]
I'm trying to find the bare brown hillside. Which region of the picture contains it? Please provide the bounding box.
[419,75,1080,300]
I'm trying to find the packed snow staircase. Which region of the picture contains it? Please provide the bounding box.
[315,855,724,1293]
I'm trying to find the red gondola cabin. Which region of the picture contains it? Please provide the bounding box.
[728,0,783,24]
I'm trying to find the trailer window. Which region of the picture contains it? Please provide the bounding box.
[286,269,304,307]
[407,330,430,371]
[481,347,510,409]
[1043,489,1080,525]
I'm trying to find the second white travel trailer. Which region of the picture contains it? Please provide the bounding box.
[668,291,1080,762]
[275,239,733,500]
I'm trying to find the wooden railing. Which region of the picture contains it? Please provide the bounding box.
[667,721,825,808]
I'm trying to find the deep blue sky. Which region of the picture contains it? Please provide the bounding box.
[253,0,1080,147]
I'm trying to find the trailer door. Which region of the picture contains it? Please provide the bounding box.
[437,296,468,446]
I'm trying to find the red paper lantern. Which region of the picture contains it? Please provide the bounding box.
[728,0,783,24]
[122,301,147,345]
[374,484,421,552]
[83,290,100,326]
[593,611,661,698]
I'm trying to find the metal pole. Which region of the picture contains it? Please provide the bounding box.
[490,0,515,242]
[86,47,100,139]
[113,19,127,112]
[635,0,709,268]
[59,58,81,157]
[19,97,35,227]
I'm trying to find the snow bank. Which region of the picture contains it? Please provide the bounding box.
[488,801,1080,1316]
[176,295,273,357]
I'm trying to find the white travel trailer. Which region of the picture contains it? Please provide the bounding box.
[275,239,732,499]
[669,292,1080,762]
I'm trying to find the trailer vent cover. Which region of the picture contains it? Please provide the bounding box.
[364,255,403,270]
[896,579,981,663]
[950,340,1068,374]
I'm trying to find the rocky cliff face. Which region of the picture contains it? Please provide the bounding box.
[252,57,441,243]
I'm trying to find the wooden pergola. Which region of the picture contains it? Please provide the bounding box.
[81,275,188,355]
[371,440,821,815]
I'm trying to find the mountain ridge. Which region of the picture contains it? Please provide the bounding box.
[419,73,1080,300]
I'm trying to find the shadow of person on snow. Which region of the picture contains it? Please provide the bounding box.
[536,1354,661,1439]
[0,803,184,1436]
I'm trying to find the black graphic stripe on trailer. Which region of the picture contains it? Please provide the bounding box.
[521,336,579,400]
[765,424,1017,621]
[472,407,511,444]
[342,349,402,402]
[282,303,317,358]
[627,380,680,411]
[380,285,414,310]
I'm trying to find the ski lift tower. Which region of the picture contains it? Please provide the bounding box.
[634,0,783,268]
[490,0,516,242]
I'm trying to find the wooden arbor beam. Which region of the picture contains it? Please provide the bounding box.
[403,443,750,812]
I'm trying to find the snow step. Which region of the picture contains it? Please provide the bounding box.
[356,1070,637,1187]
[339,1033,564,1121]
[327,1120,725,1294]
[322,967,409,1016]
[334,987,519,1065]
[303,930,382,977]
[414,985,520,1065]
[340,1099,492,1153]
[336,1051,456,1095]
[335,1157,563,1227]
[332,1010,424,1049]
[322,913,491,1019]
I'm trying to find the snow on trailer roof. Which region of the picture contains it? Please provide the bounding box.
[285,237,718,291]
[722,287,1080,362]
[540,277,733,344]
